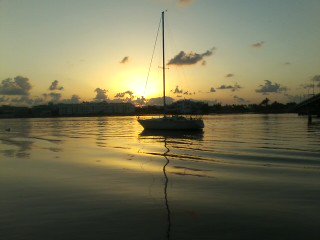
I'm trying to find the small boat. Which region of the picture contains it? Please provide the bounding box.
[138,11,204,131]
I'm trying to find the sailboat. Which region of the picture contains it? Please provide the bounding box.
[138,11,204,131]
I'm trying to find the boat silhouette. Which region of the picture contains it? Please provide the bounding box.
[138,11,204,131]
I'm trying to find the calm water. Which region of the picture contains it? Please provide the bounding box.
[0,114,320,240]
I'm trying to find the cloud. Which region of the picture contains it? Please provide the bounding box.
[10,95,47,106]
[233,95,249,104]
[209,87,216,93]
[167,48,215,66]
[232,83,242,91]
[201,60,206,66]
[0,76,32,95]
[225,73,234,78]
[49,92,62,103]
[49,80,64,91]
[252,41,265,48]
[133,96,146,106]
[217,83,241,92]
[114,90,134,98]
[183,91,192,95]
[178,0,195,7]
[147,97,174,106]
[171,86,183,94]
[217,85,233,90]
[61,95,81,104]
[120,56,129,64]
[284,62,291,65]
[94,88,108,102]
[255,80,287,94]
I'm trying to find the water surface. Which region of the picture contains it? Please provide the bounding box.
[1,114,320,239]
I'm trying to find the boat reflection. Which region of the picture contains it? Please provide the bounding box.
[163,137,171,240]
[139,129,204,141]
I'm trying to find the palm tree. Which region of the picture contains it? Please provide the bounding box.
[260,98,270,107]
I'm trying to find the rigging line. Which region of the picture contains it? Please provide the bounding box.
[143,16,162,97]
[166,18,189,90]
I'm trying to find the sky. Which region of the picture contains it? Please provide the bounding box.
[1,0,320,106]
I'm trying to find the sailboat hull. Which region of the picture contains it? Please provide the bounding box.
[138,117,204,130]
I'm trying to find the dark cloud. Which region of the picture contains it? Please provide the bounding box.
[209,87,216,93]
[114,90,134,98]
[217,85,233,90]
[233,95,249,104]
[217,83,241,92]
[94,88,108,102]
[0,76,32,95]
[49,80,64,91]
[147,97,174,106]
[120,56,129,64]
[225,73,234,78]
[167,48,215,66]
[252,41,265,48]
[255,80,287,94]
[201,60,206,66]
[183,91,192,95]
[284,62,291,65]
[171,86,183,94]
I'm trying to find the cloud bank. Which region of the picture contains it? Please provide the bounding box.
[167,48,215,66]
[255,80,287,94]
[114,90,134,98]
[217,83,241,92]
[0,76,32,95]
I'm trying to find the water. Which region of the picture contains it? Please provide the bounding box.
[0,114,320,240]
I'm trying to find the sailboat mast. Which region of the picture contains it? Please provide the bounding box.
[162,11,166,115]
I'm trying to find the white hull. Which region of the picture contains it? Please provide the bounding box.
[138,117,204,130]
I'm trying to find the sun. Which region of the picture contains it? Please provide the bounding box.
[127,75,162,99]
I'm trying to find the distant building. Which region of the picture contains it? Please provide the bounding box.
[0,105,30,118]
[169,100,209,114]
[57,102,135,116]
